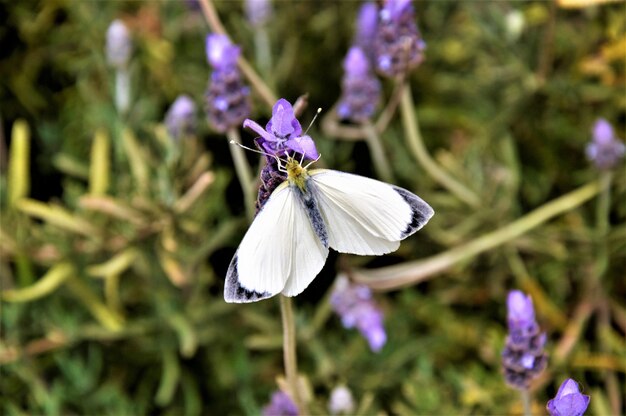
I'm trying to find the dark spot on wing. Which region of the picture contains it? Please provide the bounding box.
[224,254,271,303]
[393,187,435,238]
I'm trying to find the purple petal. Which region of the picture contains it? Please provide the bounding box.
[356,2,378,45]
[266,98,303,138]
[547,379,590,416]
[592,118,614,145]
[206,34,240,68]
[284,135,319,159]
[243,118,275,143]
[344,47,371,77]
[556,379,581,400]
[507,290,535,328]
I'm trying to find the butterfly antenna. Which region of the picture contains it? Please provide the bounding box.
[303,107,322,136]
[229,140,284,167]
[303,153,322,170]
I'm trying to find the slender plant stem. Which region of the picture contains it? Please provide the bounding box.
[115,68,130,116]
[363,120,393,182]
[254,26,272,81]
[594,171,612,280]
[375,78,406,133]
[536,1,557,85]
[399,84,481,208]
[520,388,532,416]
[353,180,602,290]
[279,295,304,412]
[226,129,255,221]
[594,171,621,414]
[198,0,277,108]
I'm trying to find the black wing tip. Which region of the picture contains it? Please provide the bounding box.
[224,254,272,303]
[392,187,435,238]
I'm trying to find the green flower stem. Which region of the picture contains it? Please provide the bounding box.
[363,120,393,182]
[198,0,277,108]
[594,171,612,280]
[226,128,256,221]
[399,84,481,208]
[115,68,130,116]
[594,171,621,414]
[520,389,532,416]
[254,26,272,82]
[353,180,602,290]
[279,295,305,413]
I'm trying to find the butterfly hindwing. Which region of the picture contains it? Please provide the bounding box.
[224,184,329,303]
[308,169,434,255]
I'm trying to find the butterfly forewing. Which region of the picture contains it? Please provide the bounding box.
[224,184,329,303]
[309,169,434,255]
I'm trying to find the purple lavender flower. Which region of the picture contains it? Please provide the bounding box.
[328,385,355,415]
[243,98,319,159]
[547,378,590,416]
[245,0,272,27]
[106,19,132,69]
[330,274,386,352]
[585,118,625,170]
[337,47,381,122]
[165,95,196,139]
[244,99,319,211]
[205,34,251,133]
[262,391,299,416]
[374,0,426,78]
[502,290,547,389]
[354,2,378,64]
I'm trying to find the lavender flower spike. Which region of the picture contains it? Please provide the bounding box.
[245,0,272,28]
[243,98,318,159]
[330,274,386,352]
[585,118,625,170]
[374,0,426,78]
[501,290,547,389]
[165,95,196,139]
[547,378,590,416]
[262,391,299,416]
[206,34,240,69]
[106,19,132,69]
[205,34,251,133]
[337,47,381,122]
[354,2,378,63]
[328,385,355,415]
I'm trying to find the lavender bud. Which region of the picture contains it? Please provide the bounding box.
[328,385,355,415]
[262,391,299,416]
[106,19,132,69]
[205,34,251,133]
[165,95,196,139]
[585,118,625,170]
[337,47,381,122]
[245,0,272,27]
[547,378,590,416]
[354,2,378,64]
[330,274,387,352]
[374,0,426,78]
[501,290,547,389]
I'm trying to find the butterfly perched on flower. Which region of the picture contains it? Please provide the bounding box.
[224,99,434,303]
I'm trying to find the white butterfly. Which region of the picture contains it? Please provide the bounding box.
[224,155,434,303]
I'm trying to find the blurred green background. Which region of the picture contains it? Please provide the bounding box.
[1,1,624,414]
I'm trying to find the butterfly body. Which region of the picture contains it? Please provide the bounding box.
[225,158,434,303]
